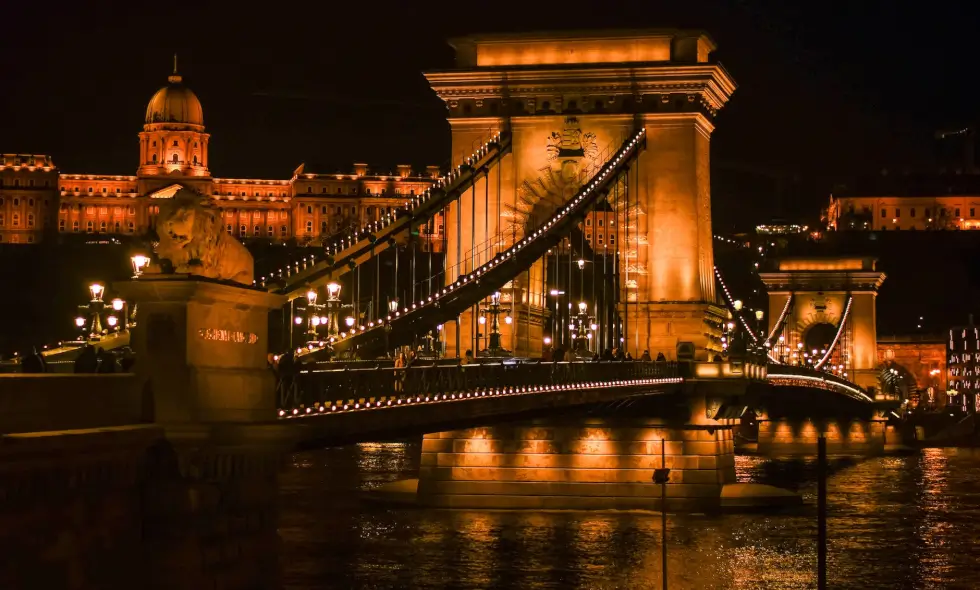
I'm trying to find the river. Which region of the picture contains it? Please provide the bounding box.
[278,443,980,589]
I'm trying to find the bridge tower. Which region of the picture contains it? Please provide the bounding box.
[425,29,736,360]
[759,257,886,389]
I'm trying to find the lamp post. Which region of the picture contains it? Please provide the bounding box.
[755,309,765,360]
[325,282,342,337]
[303,287,325,345]
[478,291,511,357]
[570,301,596,354]
[76,283,106,341]
[385,297,399,357]
[652,439,671,590]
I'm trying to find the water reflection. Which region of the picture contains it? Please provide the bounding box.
[279,442,980,589]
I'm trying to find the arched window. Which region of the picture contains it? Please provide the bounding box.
[172,153,179,164]
[59,219,66,231]
[193,155,198,165]
[280,225,287,236]
[86,220,94,233]
[128,221,135,233]
[114,221,121,232]
[99,221,107,232]
[152,154,158,163]
[253,225,261,236]
[27,214,34,227]
[226,224,233,234]
[12,213,20,227]
[73,220,79,232]
[320,221,327,234]
[267,225,274,237]
[239,224,247,236]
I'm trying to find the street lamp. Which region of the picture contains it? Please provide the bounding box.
[131,254,149,278]
[754,309,765,359]
[345,316,355,329]
[733,299,743,312]
[325,282,342,336]
[478,291,511,356]
[90,283,104,301]
[385,297,399,357]
[75,283,108,341]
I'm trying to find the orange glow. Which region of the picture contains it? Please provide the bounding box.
[778,258,868,271]
[473,38,672,66]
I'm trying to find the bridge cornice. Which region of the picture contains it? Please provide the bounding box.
[758,271,886,293]
[424,64,736,112]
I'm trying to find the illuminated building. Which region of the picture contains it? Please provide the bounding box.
[825,174,980,231]
[0,64,444,249]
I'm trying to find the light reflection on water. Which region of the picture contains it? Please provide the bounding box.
[279,443,980,590]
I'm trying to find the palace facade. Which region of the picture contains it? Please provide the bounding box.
[825,174,980,231]
[0,67,445,249]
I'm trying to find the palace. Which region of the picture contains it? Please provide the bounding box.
[0,65,445,248]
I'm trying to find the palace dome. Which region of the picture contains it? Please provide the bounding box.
[145,71,203,126]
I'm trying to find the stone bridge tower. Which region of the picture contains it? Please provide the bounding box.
[425,29,736,360]
[759,257,886,389]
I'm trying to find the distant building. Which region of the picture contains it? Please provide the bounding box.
[825,173,980,231]
[756,223,809,235]
[0,65,445,250]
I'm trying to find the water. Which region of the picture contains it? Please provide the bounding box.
[279,444,980,589]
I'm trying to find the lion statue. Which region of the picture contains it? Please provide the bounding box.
[146,188,254,285]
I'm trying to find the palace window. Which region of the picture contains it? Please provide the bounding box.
[152,141,157,147]
[73,220,79,232]
[306,221,313,233]
[99,207,108,214]
[173,140,178,147]
[321,206,327,214]
[609,233,616,245]
[586,218,591,226]
[925,208,931,217]
[59,219,65,231]
[366,188,371,195]
[336,206,342,215]
[128,221,134,233]
[972,208,976,217]
[12,214,19,227]
[114,206,122,215]
[322,188,327,194]
[956,208,961,217]
[280,225,287,237]
[13,179,19,187]
[910,208,916,217]
[226,224,233,234]
[152,154,158,163]
[99,221,107,232]
[27,198,34,207]
[27,214,35,228]
[307,187,312,193]
[895,209,900,217]
[13,198,19,206]
[941,208,947,217]
[267,225,274,237]
[598,233,604,245]
[116,188,121,193]
[254,225,261,236]
[172,154,179,164]
[193,155,198,165]
[880,209,886,218]
[114,221,121,232]
[321,221,327,234]
[307,205,313,214]
[86,220,94,232]
[102,187,107,193]
[0,214,4,226]
[239,224,247,236]
[350,206,357,215]
[129,206,136,215]
[586,232,592,242]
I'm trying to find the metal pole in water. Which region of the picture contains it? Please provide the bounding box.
[817,434,827,590]
[653,439,671,590]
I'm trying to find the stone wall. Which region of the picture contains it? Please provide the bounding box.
[418,417,735,511]
[0,374,148,434]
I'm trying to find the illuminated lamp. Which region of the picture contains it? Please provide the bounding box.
[89,283,104,301]
[74,316,86,328]
[111,298,124,311]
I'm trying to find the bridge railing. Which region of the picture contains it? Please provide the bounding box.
[766,363,872,402]
[280,360,680,415]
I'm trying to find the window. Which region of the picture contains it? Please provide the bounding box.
[27,214,35,228]
[239,224,246,236]
[116,188,121,193]
[956,208,961,217]
[895,209,900,218]
[586,218,591,226]
[86,220,94,233]
[13,198,19,206]
[193,155,198,165]
[880,209,886,218]
[0,214,4,226]
[173,140,179,147]
[99,221,107,232]
[322,188,327,194]
[59,219,66,231]
[307,205,313,214]
[321,206,327,214]
[172,153,179,164]
[910,208,916,218]
[320,221,328,234]
[307,187,312,193]
[925,208,931,217]
[350,206,357,215]
[13,179,19,187]
[306,221,313,233]
[102,187,107,193]
[254,225,261,236]
[12,213,20,227]
[972,208,976,217]
[114,221,120,232]
[598,233,604,245]
[73,220,79,232]
[226,224,233,234]
[267,225,274,237]
[598,219,604,227]
[128,221,134,233]
[881,225,887,230]
[28,198,34,207]
[99,207,108,215]
[609,233,616,245]
[280,225,287,237]
[152,141,157,147]
[586,232,592,242]
[152,154,158,163]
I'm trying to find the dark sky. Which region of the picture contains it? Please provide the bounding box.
[2,0,977,228]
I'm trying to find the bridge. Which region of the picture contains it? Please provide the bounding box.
[0,29,906,589]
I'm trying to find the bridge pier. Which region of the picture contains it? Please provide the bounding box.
[417,393,737,512]
[755,414,889,456]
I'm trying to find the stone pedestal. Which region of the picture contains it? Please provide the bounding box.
[620,301,726,360]
[115,277,285,424]
[757,417,886,456]
[418,415,735,512]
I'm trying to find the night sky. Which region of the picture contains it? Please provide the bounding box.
[2,0,978,230]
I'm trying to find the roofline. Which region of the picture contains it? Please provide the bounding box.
[449,28,717,50]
